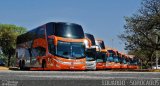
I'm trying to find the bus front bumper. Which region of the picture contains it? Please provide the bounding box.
[96,62,105,69]
[56,62,86,70]
[86,61,96,70]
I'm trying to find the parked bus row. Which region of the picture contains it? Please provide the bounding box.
[85,34,139,70]
[16,22,139,70]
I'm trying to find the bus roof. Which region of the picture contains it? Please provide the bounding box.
[95,39,105,49]
[85,33,96,45]
[17,22,85,44]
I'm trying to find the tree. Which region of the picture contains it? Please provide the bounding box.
[0,24,27,66]
[119,0,160,68]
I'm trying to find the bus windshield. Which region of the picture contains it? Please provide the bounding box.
[96,57,103,62]
[132,59,138,65]
[86,49,96,61]
[86,55,96,61]
[108,50,116,57]
[126,58,131,64]
[108,50,119,62]
[96,52,105,62]
[107,56,114,62]
[121,57,127,64]
[107,50,115,62]
[55,23,84,39]
[56,41,85,59]
[102,52,107,62]
[114,56,119,63]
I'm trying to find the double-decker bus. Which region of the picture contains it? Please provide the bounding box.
[16,22,86,70]
[113,50,121,69]
[107,49,121,69]
[125,55,132,69]
[116,51,122,69]
[119,53,127,69]
[95,39,108,70]
[127,55,139,69]
[105,47,114,69]
[133,57,140,69]
[84,33,97,70]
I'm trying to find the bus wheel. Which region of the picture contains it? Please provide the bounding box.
[21,60,25,70]
[19,60,22,70]
[42,60,46,70]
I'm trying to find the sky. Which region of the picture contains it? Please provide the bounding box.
[0,0,141,53]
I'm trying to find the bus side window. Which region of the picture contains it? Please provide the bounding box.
[32,47,46,57]
[25,49,30,59]
[48,38,55,54]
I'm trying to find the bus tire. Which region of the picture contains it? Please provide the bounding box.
[42,59,46,70]
[19,60,22,70]
[21,60,25,70]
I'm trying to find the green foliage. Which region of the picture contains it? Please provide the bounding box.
[0,24,26,48]
[0,54,7,65]
[119,0,160,68]
[0,24,27,66]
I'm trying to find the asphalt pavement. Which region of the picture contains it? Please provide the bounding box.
[0,70,160,80]
[0,70,160,86]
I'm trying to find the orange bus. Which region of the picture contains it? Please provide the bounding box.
[129,56,139,69]
[84,33,97,70]
[120,53,128,69]
[105,47,114,69]
[16,22,86,70]
[107,49,121,69]
[95,39,108,70]
[126,55,133,69]
[134,58,140,69]
[128,58,135,69]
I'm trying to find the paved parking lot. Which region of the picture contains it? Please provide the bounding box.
[0,70,160,86]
